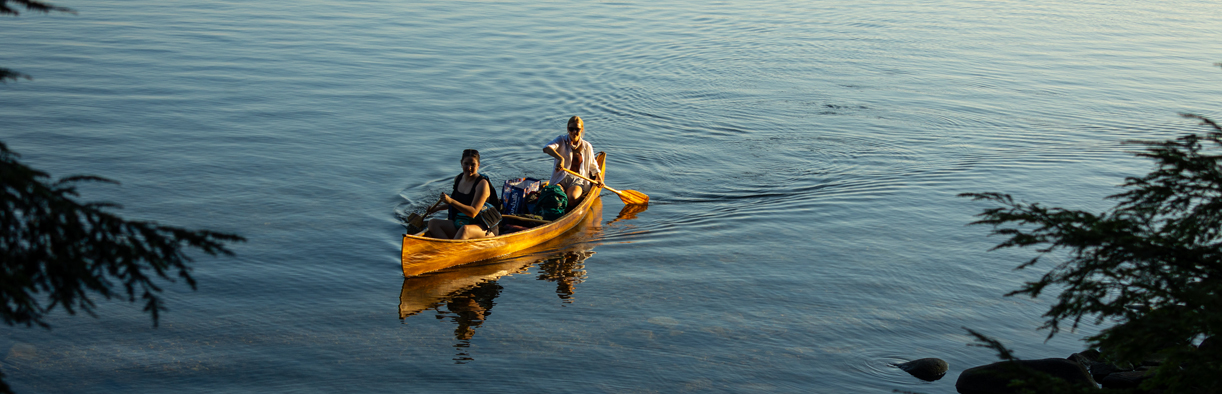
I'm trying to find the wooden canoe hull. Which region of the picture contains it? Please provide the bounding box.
[399,202,603,318]
[401,152,607,277]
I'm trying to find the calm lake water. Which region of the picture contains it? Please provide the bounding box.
[2,0,1221,392]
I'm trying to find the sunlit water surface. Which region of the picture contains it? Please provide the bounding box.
[2,0,1221,392]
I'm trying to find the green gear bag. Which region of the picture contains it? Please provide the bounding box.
[532,184,568,221]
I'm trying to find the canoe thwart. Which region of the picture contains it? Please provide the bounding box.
[503,214,552,225]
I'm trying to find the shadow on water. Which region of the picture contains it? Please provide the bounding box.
[398,198,606,363]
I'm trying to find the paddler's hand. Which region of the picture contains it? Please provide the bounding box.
[591,172,604,187]
[440,192,453,205]
[555,157,567,173]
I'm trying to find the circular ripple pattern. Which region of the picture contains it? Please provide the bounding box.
[1,0,1221,393]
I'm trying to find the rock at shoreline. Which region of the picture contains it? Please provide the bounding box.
[956,358,1097,394]
[1200,336,1216,352]
[1101,369,1152,389]
[893,358,949,381]
[1074,349,1101,361]
[1069,350,1127,383]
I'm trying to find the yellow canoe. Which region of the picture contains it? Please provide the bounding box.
[399,204,603,318]
[401,152,607,277]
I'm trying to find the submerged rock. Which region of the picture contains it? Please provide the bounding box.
[5,343,35,360]
[893,358,949,381]
[956,358,1097,394]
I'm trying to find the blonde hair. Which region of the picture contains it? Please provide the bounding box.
[567,116,583,130]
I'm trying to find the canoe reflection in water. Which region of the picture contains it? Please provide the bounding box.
[398,198,610,363]
[439,280,500,363]
[409,250,594,363]
[536,250,591,302]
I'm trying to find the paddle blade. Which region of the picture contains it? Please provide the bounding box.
[618,189,649,205]
[405,212,426,234]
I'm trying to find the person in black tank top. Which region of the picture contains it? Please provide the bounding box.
[427,149,501,239]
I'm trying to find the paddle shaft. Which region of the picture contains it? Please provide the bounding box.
[559,167,649,205]
[423,197,446,217]
[559,167,622,194]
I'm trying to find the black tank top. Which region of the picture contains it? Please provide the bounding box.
[452,176,486,207]
[448,174,492,220]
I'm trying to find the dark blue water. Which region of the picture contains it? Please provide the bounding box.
[2,0,1221,392]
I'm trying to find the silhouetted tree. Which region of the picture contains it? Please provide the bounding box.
[1,142,245,329]
[0,142,246,392]
[1,0,74,82]
[0,0,71,15]
[2,2,245,392]
[962,72,1222,393]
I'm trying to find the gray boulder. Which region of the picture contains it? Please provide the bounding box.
[956,358,1097,394]
[1086,360,1130,383]
[1100,369,1151,390]
[1071,349,1101,361]
[893,358,949,381]
[1070,351,1128,383]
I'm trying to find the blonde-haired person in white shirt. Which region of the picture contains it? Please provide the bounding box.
[543,116,603,207]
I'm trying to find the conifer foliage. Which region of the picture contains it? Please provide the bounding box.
[1,0,74,82]
[2,3,245,392]
[0,0,73,15]
[1,142,245,329]
[0,143,245,393]
[962,107,1222,393]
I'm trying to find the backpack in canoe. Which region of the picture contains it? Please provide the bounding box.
[533,184,568,221]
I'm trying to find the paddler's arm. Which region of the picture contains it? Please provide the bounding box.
[428,202,450,216]
[441,181,490,219]
[423,194,450,217]
[437,192,456,215]
[543,145,567,173]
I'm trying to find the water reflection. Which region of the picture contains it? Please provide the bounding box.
[608,203,648,225]
[536,250,592,302]
[398,256,527,364]
[438,280,500,363]
[398,199,603,363]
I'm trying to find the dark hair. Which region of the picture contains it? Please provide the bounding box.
[461,149,480,162]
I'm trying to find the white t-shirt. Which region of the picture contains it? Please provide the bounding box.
[545,134,600,186]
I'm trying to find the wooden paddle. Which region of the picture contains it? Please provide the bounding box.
[560,167,649,205]
[406,198,447,233]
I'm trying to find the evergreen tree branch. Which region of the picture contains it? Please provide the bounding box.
[960,112,1222,393]
[0,0,74,16]
[1,142,245,329]
[0,68,32,83]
